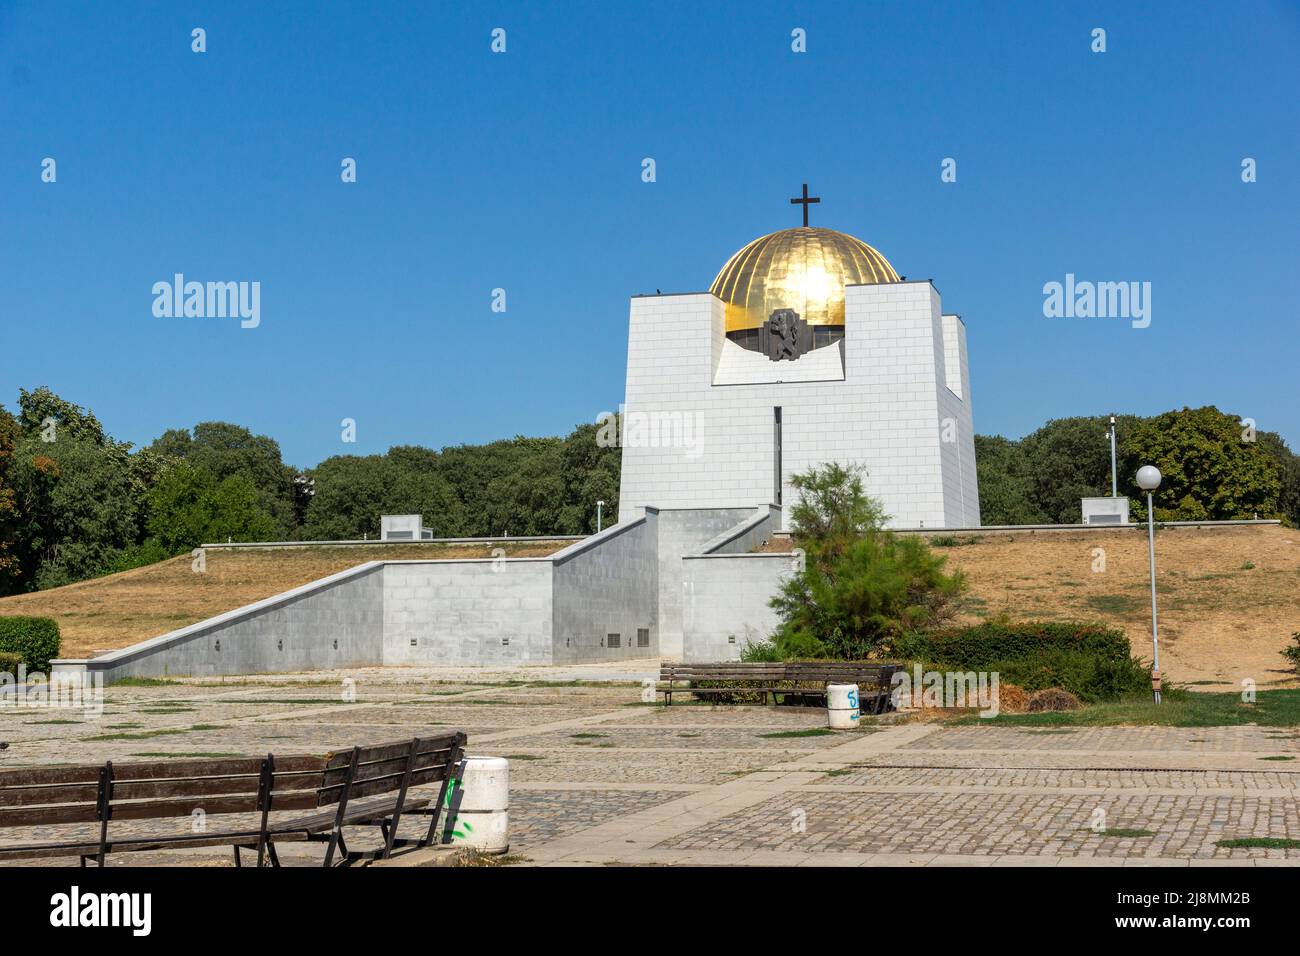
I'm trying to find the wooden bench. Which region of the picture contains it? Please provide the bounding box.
[0,732,466,867]
[659,662,900,713]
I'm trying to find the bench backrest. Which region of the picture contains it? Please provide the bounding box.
[0,732,466,829]
[660,664,790,681]
[319,733,465,806]
[661,662,898,683]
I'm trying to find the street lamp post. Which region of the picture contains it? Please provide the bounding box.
[596,500,605,533]
[1136,465,1162,703]
[1108,415,1118,498]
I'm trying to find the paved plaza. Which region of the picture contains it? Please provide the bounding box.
[2,663,1299,867]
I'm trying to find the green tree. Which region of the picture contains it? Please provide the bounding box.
[1257,430,1300,528]
[300,449,465,541]
[146,460,278,552]
[973,434,1046,525]
[17,386,107,445]
[7,435,144,589]
[0,404,22,593]
[1120,406,1282,521]
[557,421,621,533]
[1018,415,1143,523]
[149,422,296,536]
[767,464,966,659]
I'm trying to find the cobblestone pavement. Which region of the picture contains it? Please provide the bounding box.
[656,791,1300,860]
[2,663,1298,867]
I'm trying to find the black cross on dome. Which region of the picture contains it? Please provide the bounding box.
[789,183,820,227]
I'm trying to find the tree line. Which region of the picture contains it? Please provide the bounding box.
[0,387,1295,595]
[975,406,1299,526]
[0,387,618,594]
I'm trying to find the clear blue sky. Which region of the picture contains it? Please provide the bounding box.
[3,1,1297,467]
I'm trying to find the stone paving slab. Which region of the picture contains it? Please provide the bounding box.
[509,789,684,847]
[499,749,787,786]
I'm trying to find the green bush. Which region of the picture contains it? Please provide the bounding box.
[0,651,23,675]
[0,616,62,671]
[1283,633,1300,674]
[772,531,967,660]
[890,620,1149,703]
[739,639,780,663]
[891,620,1132,668]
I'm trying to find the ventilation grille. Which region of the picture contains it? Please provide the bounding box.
[637,628,650,648]
[607,633,621,649]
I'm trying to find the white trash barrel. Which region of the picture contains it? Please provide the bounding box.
[445,755,510,854]
[827,683,860,729]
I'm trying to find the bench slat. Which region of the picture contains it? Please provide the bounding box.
[323,734,462,770]
[0,754,326,790]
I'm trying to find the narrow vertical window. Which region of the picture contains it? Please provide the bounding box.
[773,407,783,506]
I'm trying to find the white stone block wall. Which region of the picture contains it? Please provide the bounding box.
[619,281,980,529]
[551,512,659,664]
[681,554,794,662]
[382,560,554,665]
[654,507,760,659]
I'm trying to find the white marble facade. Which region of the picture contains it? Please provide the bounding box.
[617,279,980,529]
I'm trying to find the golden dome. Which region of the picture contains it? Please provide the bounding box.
[709,227,899,332]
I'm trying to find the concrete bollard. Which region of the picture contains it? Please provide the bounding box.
[444,755,510,854]
[826,683,860,729]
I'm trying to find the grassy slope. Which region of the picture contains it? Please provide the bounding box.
[0,542,570,659]
[944,689,1300,727]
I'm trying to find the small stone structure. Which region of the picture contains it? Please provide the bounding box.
[1081,497,1130,525]
[381,514,434,540]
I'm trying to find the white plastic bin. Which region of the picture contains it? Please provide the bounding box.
[827,682,860,729]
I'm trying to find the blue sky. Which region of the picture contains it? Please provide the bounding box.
[3,1,1297,467]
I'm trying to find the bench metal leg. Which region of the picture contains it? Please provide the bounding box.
[324,746,360,867]
[422,740,466,848]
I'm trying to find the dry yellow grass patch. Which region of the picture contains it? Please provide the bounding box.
[0,542,570,659]
[763,525,1300,690]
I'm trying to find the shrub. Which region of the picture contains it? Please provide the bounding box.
[0,616,62,671]
[771,531,967,659]
[0,651,23,675]
[766,464,968,660]
[891,620,1132,669]
[1282,632,1300,674]
[1026,688,1082,712]
[890,620,1150,703]
[690,679,771,704]
[739,639,780,663]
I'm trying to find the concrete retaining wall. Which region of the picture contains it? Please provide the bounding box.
[552,512,659,664]
[681,553,793,662]
[383,559,554,666]
[654,507,762,659]
[51,562,386,683]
